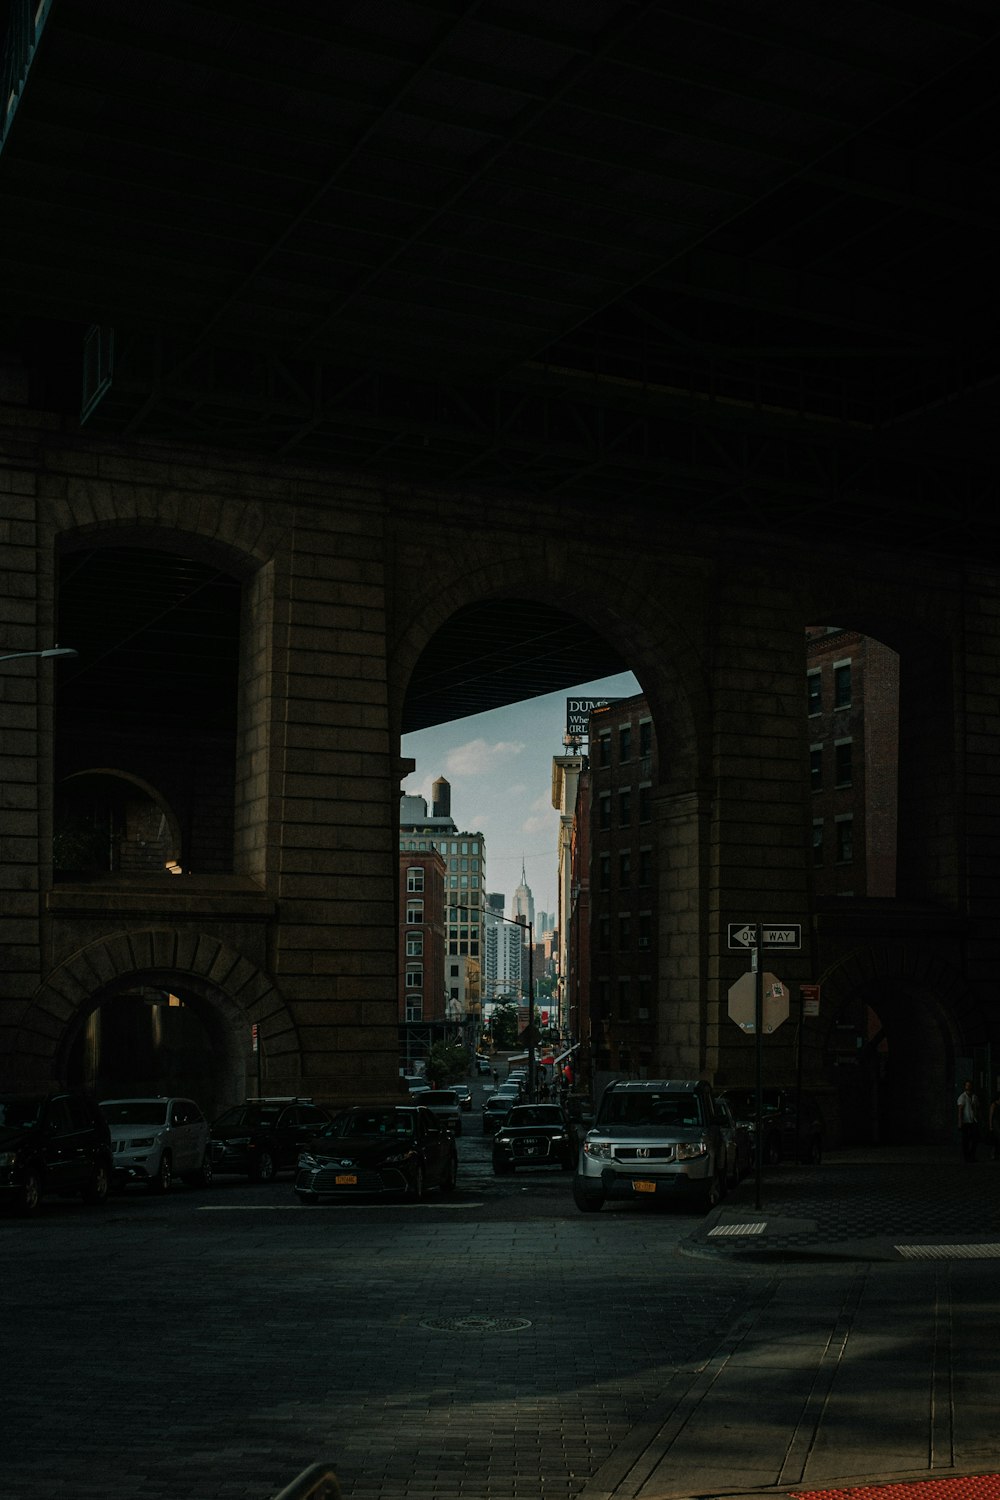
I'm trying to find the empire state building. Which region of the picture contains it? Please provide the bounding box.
[511,859,535,930]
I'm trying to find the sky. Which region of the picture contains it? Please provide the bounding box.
[401,670,640,922]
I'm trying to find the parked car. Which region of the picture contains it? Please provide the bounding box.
[482,1093,514,1135]
[716,1087,824,1165]
[402,1076,431,1097]
[573,1078,733,1213]
[209,1098,331,1180]
[492,1104,576,1174]
[0,1091,112,1215]
[451,1082,473,1111]
[714,1095,752,1184]
[420,1089,462,1135]
[295,1105,457,1202]
[100,1095,212,1192]
[475,1055,492,1075]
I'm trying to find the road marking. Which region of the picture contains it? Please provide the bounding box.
[197,1201,484,1211]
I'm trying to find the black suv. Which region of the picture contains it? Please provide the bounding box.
[209,1097,332,1181]
[0,1091,113,1215]
[716,1087,824,1165]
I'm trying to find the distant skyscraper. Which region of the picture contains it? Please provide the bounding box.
[511,858,535,929]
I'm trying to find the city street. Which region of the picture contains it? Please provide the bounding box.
[3,1085,1000,1500]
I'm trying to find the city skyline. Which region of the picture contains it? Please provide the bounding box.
[400,670,640,920]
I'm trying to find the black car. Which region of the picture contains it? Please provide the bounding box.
[492,1104,576,1174]
[209,1097,332,1180]
[0,1091,113,1215]
[717,1087,824,1165]
[294,1105,458,1202]
[482,1093,514,1135]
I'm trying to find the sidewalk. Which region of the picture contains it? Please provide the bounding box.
[579,1148,1000,1500]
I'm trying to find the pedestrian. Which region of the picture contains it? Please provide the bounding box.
[492,1067,499,1087]
[990,1087,1000,1162]
[957,1079,980,1162]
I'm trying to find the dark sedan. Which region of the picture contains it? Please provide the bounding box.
[209,1098,331,1181]
[0,1092,112,1214]
[482,1093,514,1135]
[294,1105,457,1202]
[492,1103,576,1173]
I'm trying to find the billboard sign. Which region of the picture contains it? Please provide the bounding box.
[566,696,623,739]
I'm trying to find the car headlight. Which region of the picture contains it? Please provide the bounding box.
[676,1140,709,1161]
[297,1152,317,1169]
[584,1140,612,1160]
[494,1134,510,1145]
[0,1151,17,1167]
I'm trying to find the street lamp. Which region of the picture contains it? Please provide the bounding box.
[0,646,77,664]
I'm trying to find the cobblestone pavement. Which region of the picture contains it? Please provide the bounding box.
[3,1141,1000,1500]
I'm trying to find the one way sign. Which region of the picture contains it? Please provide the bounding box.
[727,922,802,951]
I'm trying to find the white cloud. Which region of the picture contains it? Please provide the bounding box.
[445,738,525,777]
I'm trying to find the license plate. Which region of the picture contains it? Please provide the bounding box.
[633,1179,657,1193]
[335,1174,358,1185]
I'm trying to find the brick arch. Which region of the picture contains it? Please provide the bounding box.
[389,535,711,788]
[814,941,977,1145]
[12,930,300,1096]
[50,488,290,571]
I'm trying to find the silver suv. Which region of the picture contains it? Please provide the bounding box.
[100,1096,212,1193]
[572,1079,733,1213]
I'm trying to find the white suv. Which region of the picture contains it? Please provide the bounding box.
[100,1096,212,1193]
[573,1079,733,1213]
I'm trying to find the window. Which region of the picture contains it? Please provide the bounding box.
[405,998,423,1022]
[617,978,631,1019]
[598,732,611,767]
[638,847,652,886]
[598,853,611,891]
[596,979,611,1018]
[807,670,822,715]
[810,744,823,792]
[618,914,631,949]
[406,867,424,893]
[599,793,611,830]
[836,815,853,863]
[638,977,651,1019]
[405,899,423,924]
[405,932,423,957]
[618,850,631,885]
[812,820,824,866]
[618,790,631,826]
[638,784,651,823]
[618,725,631,762]
[638,911,652,949]
[639,719,652,758]
[833,660,852,708]
[405,967,423,989]
[598,916,611,951]
[449,963,459,977]
[834,739,853,786]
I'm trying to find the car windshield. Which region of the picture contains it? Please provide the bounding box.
[213,1104,282,1130]
[599,1092,703,1128]
[100,1100,169,1125]
[426,1093,457,1105]
[337,1110,415,1139]
[507,1106,563,1126]
[722,1090,782,1118]
[486,1097,510,1109]
[0,1097,45,1128]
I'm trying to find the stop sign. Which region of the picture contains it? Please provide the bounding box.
[727,972,790,1033]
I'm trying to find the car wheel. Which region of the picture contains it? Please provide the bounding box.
[296,1191,320,1204]
[455,1120,462,1136]
[573,1183,604,1212]
[82,1160,110,1205]
[440,1153,458,1193]
[185,1154,213,1188]
[411,1163,426,1201]
[18,1168,42,1215]
[492,1158,513,1175]
[702,1165,725,1211]
[252,1150,276,1183]
[764,1135,781,1166]
[150,1152,172,1194]
[805,1135,822,1165]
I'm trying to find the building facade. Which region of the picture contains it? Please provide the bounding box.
[397,846,447,1073]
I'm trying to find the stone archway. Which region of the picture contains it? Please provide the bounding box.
[10,930,300,1114]
[814,943,973,1148]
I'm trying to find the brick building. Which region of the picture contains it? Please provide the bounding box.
[397,846,447,1073]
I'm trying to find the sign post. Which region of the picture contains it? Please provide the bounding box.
[727,919,801,1211]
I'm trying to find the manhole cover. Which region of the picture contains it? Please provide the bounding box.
[419,1314,531,1333]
